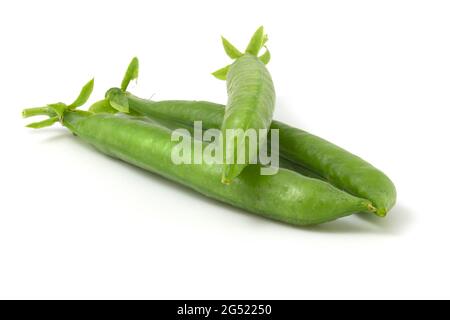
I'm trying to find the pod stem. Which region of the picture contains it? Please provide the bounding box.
[23,79,94,129]
[98,57,140,114]
[22,106,52,118]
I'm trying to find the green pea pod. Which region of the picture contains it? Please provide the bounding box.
[126,96,395,216]
[101,57,395,216]
[89,102,322,180]
[271,122,396,216]
[212,26,276,184]
[23,81,374,226]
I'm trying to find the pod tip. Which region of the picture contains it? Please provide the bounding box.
[221,177,232,185]
[375,207,387,217]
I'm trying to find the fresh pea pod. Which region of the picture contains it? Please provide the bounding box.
[102,27,276,185]
[90,105,322,180]
[213,26,275,184]
[127,94,395,216]
[271,121,396,216]
[100,58,395,216]
[23,81,374,226]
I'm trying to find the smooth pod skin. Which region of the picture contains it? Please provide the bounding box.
[111,94,395,216]
[58,111,372,226]
[221,54,275,183]
[271,122,396,216]
[92,106,323,180]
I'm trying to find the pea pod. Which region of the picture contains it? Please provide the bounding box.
[23,81,374,226]
[213,26,275,184]
[270,122,396,216]
[100,58,396,217]
[126,95,396,216]
[91,105,323,180]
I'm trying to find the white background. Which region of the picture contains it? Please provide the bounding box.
[1,0,449,299]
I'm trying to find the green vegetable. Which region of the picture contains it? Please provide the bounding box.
[272,121,396,216]
[92,105,323,180]
[100,58,396,217]
[213,26,275,184]
[24,81,374,226]
[101,29,276,185]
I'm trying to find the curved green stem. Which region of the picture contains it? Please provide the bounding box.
[23,79,95,129]
[22,107,52,118]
